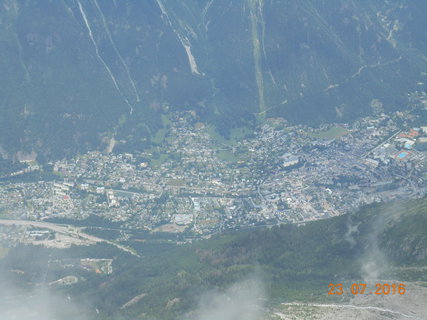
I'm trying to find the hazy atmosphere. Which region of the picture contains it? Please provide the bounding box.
[0,0,426,319]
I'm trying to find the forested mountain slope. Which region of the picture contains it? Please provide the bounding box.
[1,0,426,159]
[3,197,425,319]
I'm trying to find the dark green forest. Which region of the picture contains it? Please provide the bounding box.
[1,197,426,319]
[0,0,426,160]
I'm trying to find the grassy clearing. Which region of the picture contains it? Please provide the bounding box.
[206,125,230,144]
[307,126,349,139]
[207,125,252,146]
[150,154,169,168]
[152,128,168,144]
[218,150,238,162]
[230,126,252,140]
[152,114,172,144]
[166,179,186,187]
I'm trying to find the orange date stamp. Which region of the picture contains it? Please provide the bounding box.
[328,283,406,295]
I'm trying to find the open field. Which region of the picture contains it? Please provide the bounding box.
[306,126,349,139]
